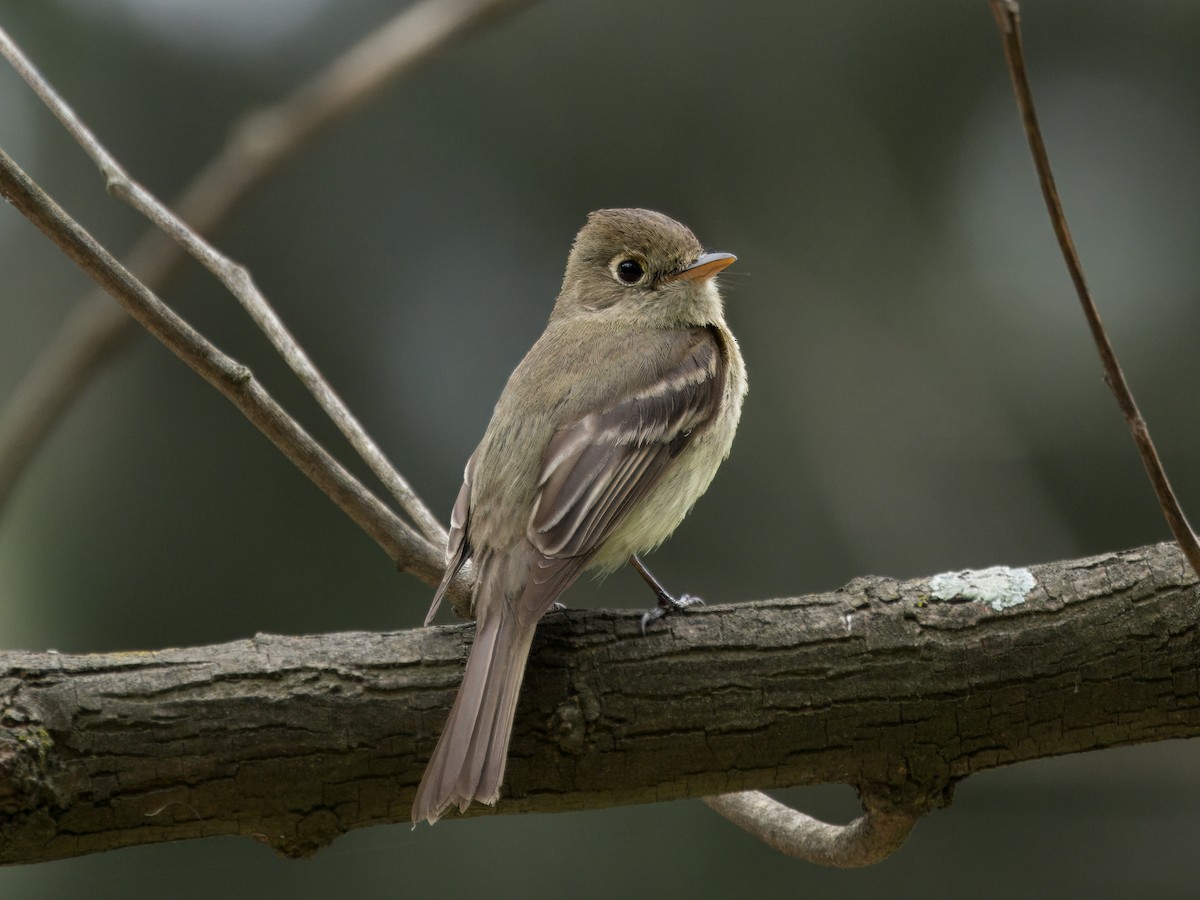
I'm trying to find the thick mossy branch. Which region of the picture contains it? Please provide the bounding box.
[0,542,1196,864]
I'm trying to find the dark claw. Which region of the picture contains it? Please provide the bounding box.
[640,593,704,635]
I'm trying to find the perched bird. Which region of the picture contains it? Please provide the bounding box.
[412,208,746,825]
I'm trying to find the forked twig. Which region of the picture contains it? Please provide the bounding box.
[987,0,1200,578]
[0,148,445,589]
[0,22,445,544]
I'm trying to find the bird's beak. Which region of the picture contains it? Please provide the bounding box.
[668,251,736,282]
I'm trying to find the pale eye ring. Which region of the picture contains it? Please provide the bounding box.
[612,257,645,285]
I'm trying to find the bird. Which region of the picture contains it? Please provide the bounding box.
[411,208,746,825]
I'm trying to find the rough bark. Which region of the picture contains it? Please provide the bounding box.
[1,541,1196,865]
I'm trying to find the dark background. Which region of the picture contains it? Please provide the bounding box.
[1,0,1199,897]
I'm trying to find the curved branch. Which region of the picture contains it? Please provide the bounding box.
[0,0,536,517]
[987,0,1200,578]
[0,542,1195,865]
[703,791,918,868]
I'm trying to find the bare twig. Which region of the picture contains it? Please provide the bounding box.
[0,148,445,588]
[0,0,535,518]
[704,792,919,868]
[0,22,446,545]
[987,0,1200,578]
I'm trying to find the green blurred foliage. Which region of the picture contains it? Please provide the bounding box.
[0,0,1198,896]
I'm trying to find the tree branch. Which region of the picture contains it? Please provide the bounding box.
[0,0,535,517]
[1,542,1195,865]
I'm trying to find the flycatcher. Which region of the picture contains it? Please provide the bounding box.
[412,208,746,825]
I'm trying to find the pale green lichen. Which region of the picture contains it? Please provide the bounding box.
[928,566,1036,610]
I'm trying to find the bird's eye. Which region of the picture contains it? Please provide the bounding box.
[614,258,644,284]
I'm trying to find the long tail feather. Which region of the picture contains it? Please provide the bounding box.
[412,559,538,825]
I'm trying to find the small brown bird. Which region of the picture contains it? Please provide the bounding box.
[412,208,746,825]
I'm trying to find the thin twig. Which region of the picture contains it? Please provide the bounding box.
[703,791,919,868]
[0,147,445,589]
[0,21,445,544]
[0,0,534,523]
[987,0,1200,578]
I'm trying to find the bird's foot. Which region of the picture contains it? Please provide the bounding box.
[640,592,704,635]
[627,554,706,634]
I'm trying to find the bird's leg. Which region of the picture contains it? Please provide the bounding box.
[628,554,704,634]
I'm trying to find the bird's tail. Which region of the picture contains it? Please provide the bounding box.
[412,560,538,825]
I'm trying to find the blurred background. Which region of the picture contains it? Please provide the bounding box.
[1,0,1199,896]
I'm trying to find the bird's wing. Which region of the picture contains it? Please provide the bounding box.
[527,327,724,575]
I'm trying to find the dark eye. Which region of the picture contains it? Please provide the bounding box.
[615,259,644,284]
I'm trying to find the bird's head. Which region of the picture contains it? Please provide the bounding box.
[554,208,735,328]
